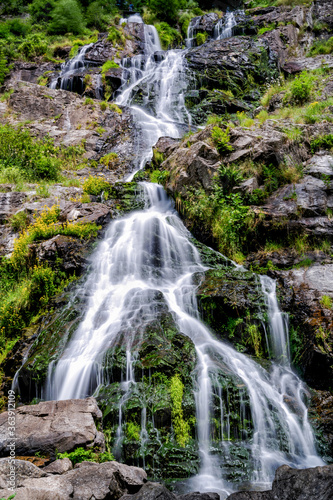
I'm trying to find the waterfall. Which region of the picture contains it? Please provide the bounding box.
[38,14,324,498]
[50,43,94,91]
[214,11,238,40]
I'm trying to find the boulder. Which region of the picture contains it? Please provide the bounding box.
[42,458,73,475]
[119,482,176,500]
[188,13,219,37]
[178,493,220,500]
[0,458,46,489]
[0,460,147,500]
[36,235,86,274]
[163,140,220,195]
[0,397,105,458]
[226,464,333,500]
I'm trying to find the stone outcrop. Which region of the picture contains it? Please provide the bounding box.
[1,81,137,176]
[0,458,147,500]
[0,398,104,458]
[226,464,333,500]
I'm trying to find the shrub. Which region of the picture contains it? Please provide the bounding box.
[100,152,118,167]
[48,0,86,35]
[107,26,125,45]
[320,295,332,309]
[196,32,208,46]
[290,71,313,104]
[310,134,333,152]
[0,125,61,181]
[29,0,55,23]
[0,51,9,85]
[101,60,119,73]
[18,34,48,59]
[155,22,182,50]
[127,422,140,441]
[83,175,112,196]
[9,211,29,232]
[308,36,333,57]
[211,126,233,154]
[57,447,114,464]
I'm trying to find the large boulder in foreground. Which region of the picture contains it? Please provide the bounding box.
[0,397,104,458]
[0,458,147,500]
[226,464,333,500]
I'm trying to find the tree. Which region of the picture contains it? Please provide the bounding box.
[48,0,86,35]
[149,0,188,23]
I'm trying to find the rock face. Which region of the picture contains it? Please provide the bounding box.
[1,81,137,177]
[0,458,147,500]
[226,464,333,500]
[0,398,104,458]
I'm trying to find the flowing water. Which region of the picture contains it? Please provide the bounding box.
[50,43,94,91]
[39,14,324,498]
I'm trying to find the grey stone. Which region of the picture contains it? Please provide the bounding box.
[42,458,73,475]
[0,397,104,458]
[119,482,176,500]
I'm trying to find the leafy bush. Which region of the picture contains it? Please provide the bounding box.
[18,34,48,59]
[0,51,9,85]
[170,374,190,447]
[196,31,208,46]
[155,22,182,50]
[57,447,115,464]
[127,422,140,441]
[0,125,61,181]
[308,36,333,56]
[83,175,113,195]
[310,134,333,152]
[211,126,233,154]
[290,71,313,104]
[107,26,125,45]
[101,60,119,72]
[48,0,86,35]
[29,0,55,23]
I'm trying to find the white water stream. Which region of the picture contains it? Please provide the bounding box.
[42,14,324,497]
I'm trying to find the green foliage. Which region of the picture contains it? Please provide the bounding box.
[246,323,262,357]
[29,0,56,24]
[196,31,208,46]
[57,447,96,465]
[0,125,61,182]
[211,126,233,154]
[170,374,190,447]
[107,26,125,45]
[155,22,182,50]
[0,51,10,85]
[290,71,313,104]
[57,446,114,464]
[108,103,122,114]
[101,60,120,73]
[9,211,29,232]
[150,169,169,184]
[308,37,333,57]
[320,295,332,310]
[100,152,118,167]
[127,421,141,441]
[258,23,275,35]
[18,34,48,59]
[149,0,187,23]
[310,134,333,153]
[48,0,86,35]
[83,175,113,195]
[84,97,94,105]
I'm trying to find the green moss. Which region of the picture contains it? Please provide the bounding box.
[170,374,190,447]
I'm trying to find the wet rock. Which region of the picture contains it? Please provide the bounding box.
[36,235,86,274]
[0,397,104,458]
[309,390,333,462]
[0,460,147,500]
[226,464,333,500]
[186,36,279,94]
[120,482,175,500]
[259,24,299,67]
[42,458,73,475]
[313,0,333,32]
[178,493,220,500]
[0,192,27,223]
[249,5,306,29]
[85,23,145,65]
[188,13,219,37]
[9,61,58,85]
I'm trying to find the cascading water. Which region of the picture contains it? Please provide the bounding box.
[50,43,94,91]
[214,11,238,40]
[37,13,324,498]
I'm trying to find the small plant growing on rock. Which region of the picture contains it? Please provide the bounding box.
[108,103,122,115]
[290,71,313,104]
[320,295,332,310]
[170,374,190,448]
[84,97,94,106]
[83,175,113,196]
[211,126,233,154]
[101,60,120,73]
[100,153,118,168]
[196,31,208,46]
